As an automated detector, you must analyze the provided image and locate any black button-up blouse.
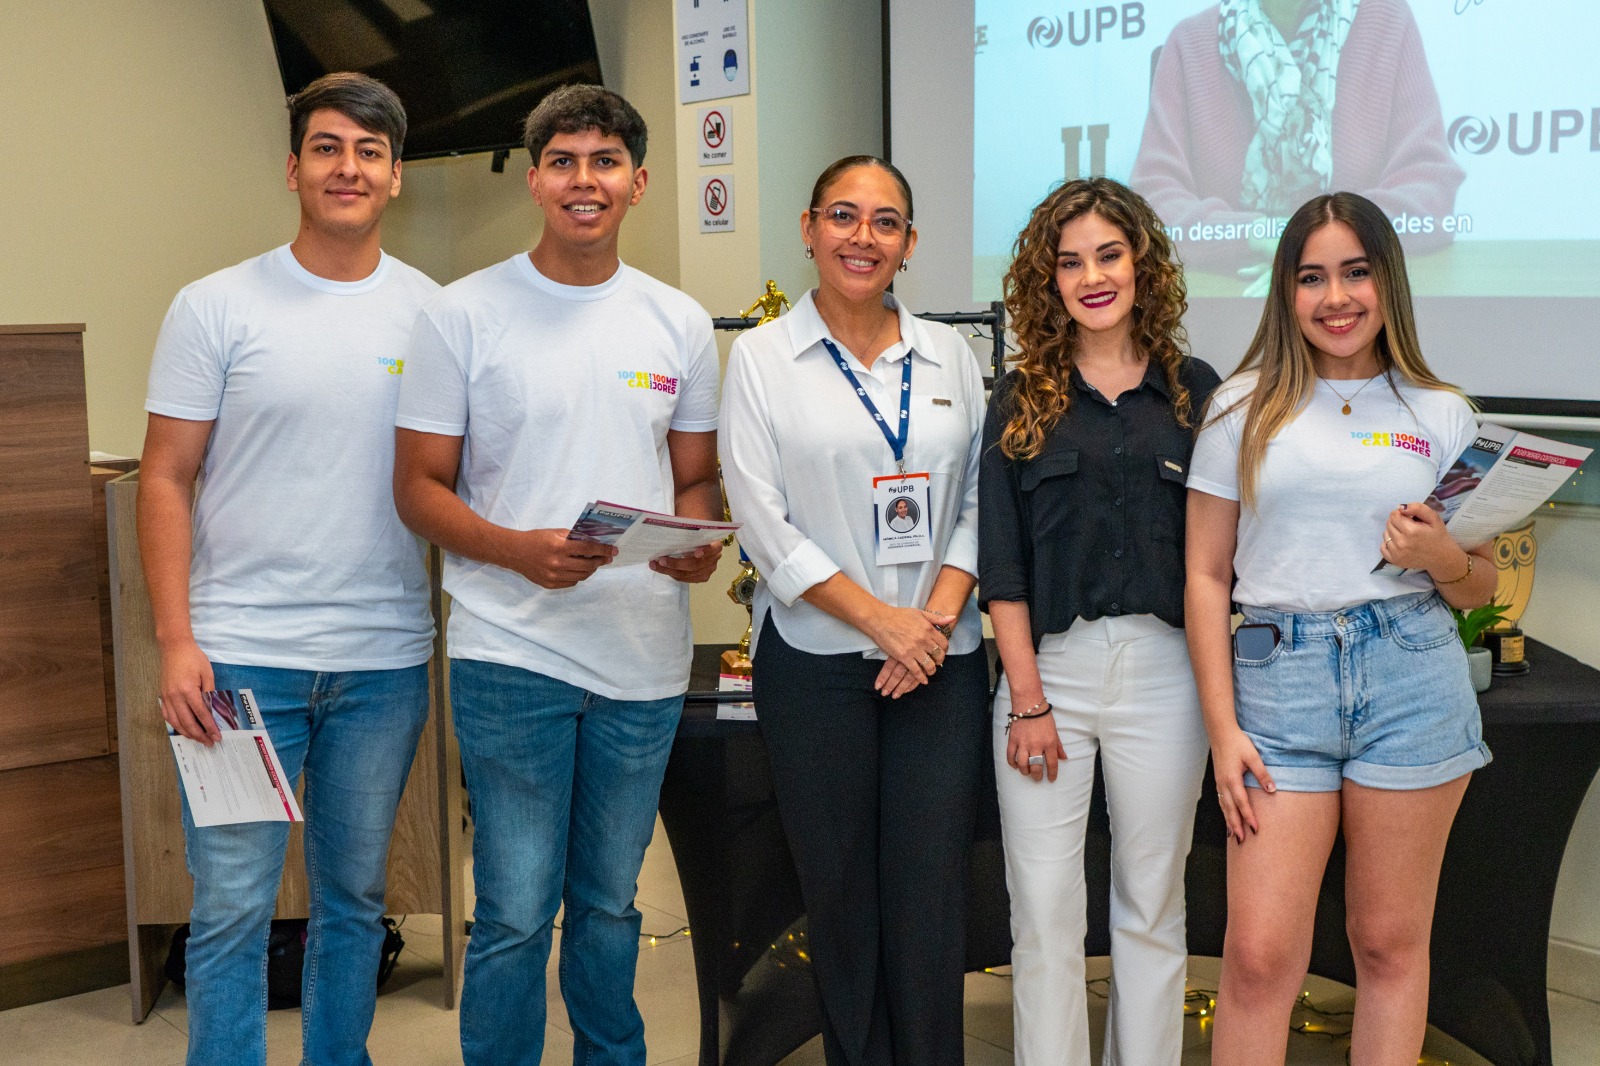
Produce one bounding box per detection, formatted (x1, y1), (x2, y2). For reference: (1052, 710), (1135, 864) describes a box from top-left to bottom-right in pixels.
(978, 356), (1222, 646)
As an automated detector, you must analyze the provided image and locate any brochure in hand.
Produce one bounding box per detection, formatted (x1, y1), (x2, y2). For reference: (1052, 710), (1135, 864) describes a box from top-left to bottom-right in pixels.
(168, 689), (303, 827)
(567, 500), (740, 567)
(1374, 423), (1591, 573)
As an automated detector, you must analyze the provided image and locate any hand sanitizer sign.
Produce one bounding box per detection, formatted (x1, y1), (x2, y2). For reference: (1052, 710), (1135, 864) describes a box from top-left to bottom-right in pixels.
(678, 0), (750, 103)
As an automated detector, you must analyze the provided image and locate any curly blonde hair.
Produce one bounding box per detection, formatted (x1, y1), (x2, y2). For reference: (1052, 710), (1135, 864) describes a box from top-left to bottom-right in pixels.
(998, 178), (1192, 460)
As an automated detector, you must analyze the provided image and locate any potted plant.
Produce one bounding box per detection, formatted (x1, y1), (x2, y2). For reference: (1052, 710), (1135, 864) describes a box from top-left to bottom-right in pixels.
(1452, 601), (1511, 693)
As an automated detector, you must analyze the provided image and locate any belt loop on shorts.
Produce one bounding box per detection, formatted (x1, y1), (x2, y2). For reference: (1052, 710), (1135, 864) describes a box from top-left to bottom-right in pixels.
(1279, 611), (1295, 649)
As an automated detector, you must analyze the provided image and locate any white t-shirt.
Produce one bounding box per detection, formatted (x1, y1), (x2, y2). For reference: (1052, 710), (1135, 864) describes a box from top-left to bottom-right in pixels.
(720, 289), (985, 659)
(145, 245), (438, 670)
(395, 254), (719, 701)
(1188, 370), (1478, 613)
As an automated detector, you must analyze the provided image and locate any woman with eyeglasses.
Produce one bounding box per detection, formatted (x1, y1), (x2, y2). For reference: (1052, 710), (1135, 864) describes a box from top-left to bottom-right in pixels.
(721, 155), (989, 1066)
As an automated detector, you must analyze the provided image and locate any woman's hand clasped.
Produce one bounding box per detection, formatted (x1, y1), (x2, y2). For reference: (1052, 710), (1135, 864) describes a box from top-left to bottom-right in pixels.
(1212, 727), (1276, 843)
(869, 606), (955, 697)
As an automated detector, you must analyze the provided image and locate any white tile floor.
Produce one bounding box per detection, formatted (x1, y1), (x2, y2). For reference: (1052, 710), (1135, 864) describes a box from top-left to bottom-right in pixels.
(4, 819), (1597, 1065)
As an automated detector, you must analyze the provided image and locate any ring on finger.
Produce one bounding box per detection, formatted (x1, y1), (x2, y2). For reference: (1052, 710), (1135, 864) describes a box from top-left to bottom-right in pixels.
(1027, 754), (1045, 768)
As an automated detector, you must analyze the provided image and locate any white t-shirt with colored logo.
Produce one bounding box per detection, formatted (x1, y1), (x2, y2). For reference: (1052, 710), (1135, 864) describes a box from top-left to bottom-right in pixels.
(145, 245), (439, 670)
(395, 254), (719, 700)
(1187, 370), (1478, 613)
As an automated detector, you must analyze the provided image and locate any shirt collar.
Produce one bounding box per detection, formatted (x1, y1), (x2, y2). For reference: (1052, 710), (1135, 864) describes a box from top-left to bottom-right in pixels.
(784, 288), (944, 368)
(1067, 358), (1172, 402)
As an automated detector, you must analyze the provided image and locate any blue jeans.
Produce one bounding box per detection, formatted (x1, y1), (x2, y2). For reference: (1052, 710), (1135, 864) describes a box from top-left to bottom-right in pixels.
(450, 658), (684, 1066)
(179, 662), (429, 1066)
(1235, 591), (1490, 792)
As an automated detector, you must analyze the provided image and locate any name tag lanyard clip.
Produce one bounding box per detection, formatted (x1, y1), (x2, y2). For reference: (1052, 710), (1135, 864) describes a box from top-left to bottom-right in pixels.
(822, 338), (912, 474)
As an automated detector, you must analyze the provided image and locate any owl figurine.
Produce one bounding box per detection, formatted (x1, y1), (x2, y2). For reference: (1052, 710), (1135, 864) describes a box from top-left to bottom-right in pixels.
(1490, 520), (1538, 628)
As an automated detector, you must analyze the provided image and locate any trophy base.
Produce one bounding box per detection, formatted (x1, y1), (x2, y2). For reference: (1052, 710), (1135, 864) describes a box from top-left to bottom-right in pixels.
(1484, 628), (1530, 675)
(720, 649), (753, 678)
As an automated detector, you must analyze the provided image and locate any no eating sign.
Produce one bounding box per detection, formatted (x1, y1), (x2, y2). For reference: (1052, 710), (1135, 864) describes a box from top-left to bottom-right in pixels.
(697, 107), (732, 166)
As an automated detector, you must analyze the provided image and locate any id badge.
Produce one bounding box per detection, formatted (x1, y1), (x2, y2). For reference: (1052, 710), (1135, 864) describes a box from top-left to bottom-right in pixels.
(873, 473), (934, 565)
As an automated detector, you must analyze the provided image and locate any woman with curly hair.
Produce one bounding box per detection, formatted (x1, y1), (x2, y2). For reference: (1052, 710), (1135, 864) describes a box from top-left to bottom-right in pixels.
(978, 177), (1220, 1065)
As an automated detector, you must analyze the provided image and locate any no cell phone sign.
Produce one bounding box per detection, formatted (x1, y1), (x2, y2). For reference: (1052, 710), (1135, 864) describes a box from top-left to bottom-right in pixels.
(704, 179), (727, 215)
(699, 175), (735, 232)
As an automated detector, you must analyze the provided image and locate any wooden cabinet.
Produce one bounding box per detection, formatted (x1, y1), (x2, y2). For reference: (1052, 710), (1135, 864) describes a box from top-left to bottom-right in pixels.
(0, 325), (126, 971)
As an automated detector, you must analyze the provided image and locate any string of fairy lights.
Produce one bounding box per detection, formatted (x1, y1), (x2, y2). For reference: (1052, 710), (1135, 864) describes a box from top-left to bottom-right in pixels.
(616, 922), (1472, 1065)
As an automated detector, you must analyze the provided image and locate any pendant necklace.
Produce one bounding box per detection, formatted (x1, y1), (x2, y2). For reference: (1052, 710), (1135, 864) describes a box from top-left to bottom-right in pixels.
(1323, 373), (1381, 416)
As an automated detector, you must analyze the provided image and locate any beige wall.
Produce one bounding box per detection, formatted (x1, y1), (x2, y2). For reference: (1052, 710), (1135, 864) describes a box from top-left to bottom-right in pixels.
(0, 0), (676, 457)
(0, 0), (291, 457)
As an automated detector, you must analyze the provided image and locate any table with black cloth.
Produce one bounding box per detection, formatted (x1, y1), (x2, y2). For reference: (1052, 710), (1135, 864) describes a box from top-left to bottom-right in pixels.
(657, 639), (1600, 1066)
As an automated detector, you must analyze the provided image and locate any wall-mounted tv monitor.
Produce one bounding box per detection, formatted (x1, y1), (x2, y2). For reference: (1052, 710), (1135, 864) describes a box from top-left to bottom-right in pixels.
(264, 0), (603, 160)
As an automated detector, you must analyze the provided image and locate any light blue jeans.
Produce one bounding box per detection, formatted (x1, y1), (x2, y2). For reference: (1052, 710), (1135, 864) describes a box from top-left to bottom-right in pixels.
(179, 662), (429, 1066)
(450, 658), (684, 1066)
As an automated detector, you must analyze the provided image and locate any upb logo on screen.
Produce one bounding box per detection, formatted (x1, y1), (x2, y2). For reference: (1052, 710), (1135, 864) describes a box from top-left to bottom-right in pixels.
(1027, 4), (1146, 47)
(1447, 110), (1600, 156)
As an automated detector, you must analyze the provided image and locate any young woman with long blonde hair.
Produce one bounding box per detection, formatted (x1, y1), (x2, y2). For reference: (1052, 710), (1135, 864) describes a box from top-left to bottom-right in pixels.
(1186, 191), (1495, 1064)
(979, 177), (1220, 1065)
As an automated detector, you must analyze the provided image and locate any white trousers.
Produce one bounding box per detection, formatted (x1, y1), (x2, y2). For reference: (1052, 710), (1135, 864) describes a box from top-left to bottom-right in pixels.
(994, 615), (1209, 1066)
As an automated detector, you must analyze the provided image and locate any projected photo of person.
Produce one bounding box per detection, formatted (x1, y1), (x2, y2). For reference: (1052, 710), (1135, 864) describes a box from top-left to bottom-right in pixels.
(1130, 0), (1463, 291)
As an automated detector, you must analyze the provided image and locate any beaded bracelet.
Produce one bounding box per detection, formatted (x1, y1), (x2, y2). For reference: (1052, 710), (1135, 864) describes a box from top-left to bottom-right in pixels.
(1004, 700), (1052, 735)
(1436, 553), (1474, 585)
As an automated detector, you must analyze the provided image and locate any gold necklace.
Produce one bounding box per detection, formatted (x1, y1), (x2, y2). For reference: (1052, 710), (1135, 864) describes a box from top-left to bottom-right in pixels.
(1322, 374), (1381, 416)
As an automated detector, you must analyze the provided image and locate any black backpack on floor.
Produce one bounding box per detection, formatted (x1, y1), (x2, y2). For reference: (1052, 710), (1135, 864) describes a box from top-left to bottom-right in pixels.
(165, 917), (404, 1009)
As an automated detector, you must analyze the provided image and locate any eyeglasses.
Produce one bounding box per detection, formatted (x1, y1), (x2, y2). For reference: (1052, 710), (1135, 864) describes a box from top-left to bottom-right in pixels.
(810, 206), (913, 239)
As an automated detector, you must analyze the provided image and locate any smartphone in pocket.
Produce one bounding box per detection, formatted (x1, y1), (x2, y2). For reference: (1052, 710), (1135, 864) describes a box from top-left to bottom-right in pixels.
(1233, 622), (1282, 662)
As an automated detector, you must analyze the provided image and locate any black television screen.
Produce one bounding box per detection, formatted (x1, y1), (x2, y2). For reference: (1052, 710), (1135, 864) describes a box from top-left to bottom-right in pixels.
(264, 0), (603, 160)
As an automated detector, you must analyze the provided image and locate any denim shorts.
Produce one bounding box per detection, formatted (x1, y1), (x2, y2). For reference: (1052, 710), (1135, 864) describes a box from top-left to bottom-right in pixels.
(1234, 590), (1491, 792)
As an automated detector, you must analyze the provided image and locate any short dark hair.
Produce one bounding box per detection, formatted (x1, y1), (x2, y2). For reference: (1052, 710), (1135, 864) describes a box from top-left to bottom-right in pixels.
(808, 155), (914, 221)
(522, 84), (648, 166)
(287, 72), (407, 160)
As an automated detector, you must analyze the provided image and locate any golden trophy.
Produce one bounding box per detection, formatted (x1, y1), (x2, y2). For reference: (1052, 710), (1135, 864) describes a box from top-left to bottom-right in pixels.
(719, 281), (789, 677)
(1484, 520), (1538, 675)
(722, 558), (759, 678)
(741, 280), (791, 325)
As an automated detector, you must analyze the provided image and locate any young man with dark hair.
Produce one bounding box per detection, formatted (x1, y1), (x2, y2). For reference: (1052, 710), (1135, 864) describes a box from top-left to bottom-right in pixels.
(393, 83), (721, 1065)
(139, 72), (436, 1066)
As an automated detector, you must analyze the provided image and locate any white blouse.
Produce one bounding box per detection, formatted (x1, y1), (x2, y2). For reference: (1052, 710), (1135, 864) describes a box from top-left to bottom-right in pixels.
(720, 290), (985, 658)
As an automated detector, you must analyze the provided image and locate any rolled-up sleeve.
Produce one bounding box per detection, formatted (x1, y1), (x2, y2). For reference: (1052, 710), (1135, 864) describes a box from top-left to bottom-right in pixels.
(978, 374), (1029, 608)
(941, 345), (985, 578)
(719, 341), (841, 607)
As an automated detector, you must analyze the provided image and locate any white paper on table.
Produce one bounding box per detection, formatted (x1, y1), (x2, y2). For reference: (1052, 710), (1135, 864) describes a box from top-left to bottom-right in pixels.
(168, 688), (303, 827)
(716, 672), (756, 721)
(568, 500), (740, 567)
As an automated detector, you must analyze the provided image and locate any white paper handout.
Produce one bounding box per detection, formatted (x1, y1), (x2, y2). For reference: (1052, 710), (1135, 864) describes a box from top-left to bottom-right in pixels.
(567, 500), (740, 567)
(169, 689), (303, 827)
(1374, 423), (1591, 572)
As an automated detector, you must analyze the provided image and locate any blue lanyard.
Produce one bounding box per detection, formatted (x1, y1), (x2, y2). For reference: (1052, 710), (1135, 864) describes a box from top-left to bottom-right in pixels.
(822, 338), (913, 474)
